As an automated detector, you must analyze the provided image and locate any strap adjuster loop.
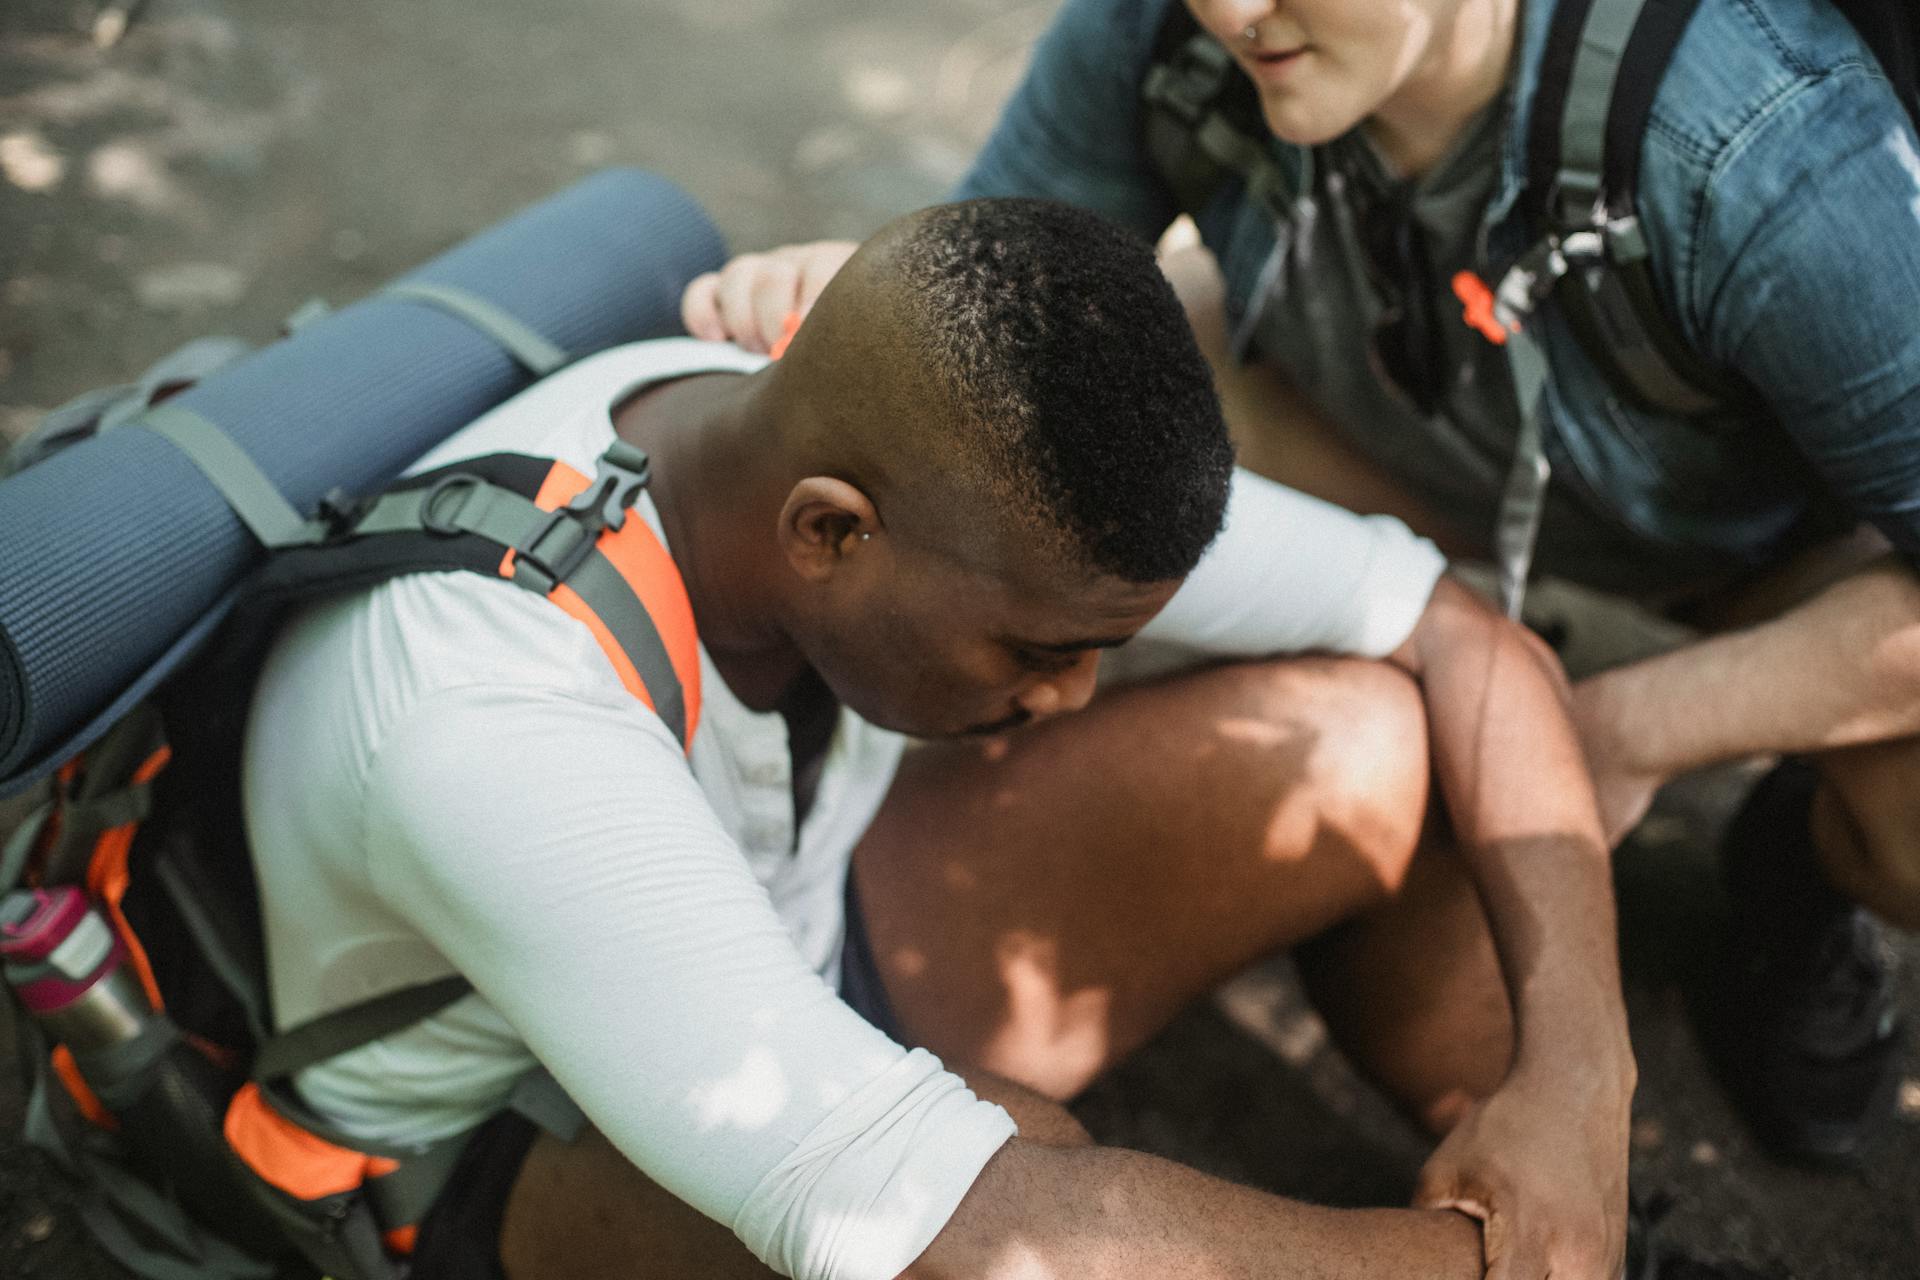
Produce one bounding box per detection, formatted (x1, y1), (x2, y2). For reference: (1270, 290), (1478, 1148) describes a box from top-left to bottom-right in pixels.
(418, 473), (488, 538)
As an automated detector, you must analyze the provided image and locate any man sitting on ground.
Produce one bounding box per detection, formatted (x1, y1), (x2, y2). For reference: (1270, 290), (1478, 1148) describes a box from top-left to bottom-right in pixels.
(244, 198), (1632, 1280)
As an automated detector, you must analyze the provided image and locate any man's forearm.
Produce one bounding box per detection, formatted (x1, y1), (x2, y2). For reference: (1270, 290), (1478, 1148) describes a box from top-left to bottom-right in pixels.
(1576, 556), (1920, 782)
(1398, 579), (1629, 1066)
(907, 1139), (1483, 1280)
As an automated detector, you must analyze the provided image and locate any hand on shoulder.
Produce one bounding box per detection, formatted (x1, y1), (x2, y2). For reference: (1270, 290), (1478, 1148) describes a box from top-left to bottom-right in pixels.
(681, 240), (859, 353)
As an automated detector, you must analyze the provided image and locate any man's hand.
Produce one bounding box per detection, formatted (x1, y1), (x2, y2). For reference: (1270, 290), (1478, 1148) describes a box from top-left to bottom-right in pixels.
(1414, 1057), (1634, 1280)
(680, 240), (858, 353)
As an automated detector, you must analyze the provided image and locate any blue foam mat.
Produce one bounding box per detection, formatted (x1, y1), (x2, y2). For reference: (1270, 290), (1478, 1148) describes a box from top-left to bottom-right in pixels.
(0, 168), (726, 795)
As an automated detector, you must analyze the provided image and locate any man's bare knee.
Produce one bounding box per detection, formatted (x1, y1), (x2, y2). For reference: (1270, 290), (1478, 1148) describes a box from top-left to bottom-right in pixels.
(1224, 656), (1430, 893)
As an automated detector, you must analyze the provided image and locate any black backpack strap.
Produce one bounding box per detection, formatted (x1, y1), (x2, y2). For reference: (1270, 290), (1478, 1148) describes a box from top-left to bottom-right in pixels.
(249, 445), (693, 747)
(1140, 4), (1303, 221)
(1512, 0), (1746, 419)
(251, 975), (474, 1084)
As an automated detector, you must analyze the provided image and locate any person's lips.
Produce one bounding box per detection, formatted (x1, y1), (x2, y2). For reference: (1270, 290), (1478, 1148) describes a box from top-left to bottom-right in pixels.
(1245, 45), (1310, 81)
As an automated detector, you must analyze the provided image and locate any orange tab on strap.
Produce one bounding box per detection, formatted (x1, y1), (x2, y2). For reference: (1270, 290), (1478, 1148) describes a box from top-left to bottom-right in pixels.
(225, 1083), (399, 1201)
(768, 310), (803, 360)
(1452, 271), (1510, 346)
(52, 1046), (117, 1131)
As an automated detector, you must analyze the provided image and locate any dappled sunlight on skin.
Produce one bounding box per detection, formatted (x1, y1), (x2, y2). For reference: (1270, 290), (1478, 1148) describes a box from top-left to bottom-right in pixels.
(978, 733), (1016, 764)
(943, 861), (980, 891)
(970, 1235), (1053, 1280)
(890, 945), (930, 980)
(855, 657), (1431, 1095)
(1212, 712), (1297, 749)
(984, 930), (1115, 1098)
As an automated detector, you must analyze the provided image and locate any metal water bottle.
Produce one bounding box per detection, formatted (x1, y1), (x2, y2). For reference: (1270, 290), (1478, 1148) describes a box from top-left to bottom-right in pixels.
(1, 884), (290, 1259)
(1, 885), (154, 1052)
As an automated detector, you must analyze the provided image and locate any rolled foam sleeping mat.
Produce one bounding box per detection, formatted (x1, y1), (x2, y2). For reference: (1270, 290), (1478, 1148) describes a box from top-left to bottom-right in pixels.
(0, 168), (726, 796)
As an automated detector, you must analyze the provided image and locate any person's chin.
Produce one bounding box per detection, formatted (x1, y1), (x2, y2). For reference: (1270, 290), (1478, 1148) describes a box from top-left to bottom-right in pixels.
(1257, 97), (1355, 150)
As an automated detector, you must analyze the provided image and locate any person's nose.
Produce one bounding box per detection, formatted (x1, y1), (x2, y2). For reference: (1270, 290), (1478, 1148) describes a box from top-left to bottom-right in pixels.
(1015, 652), (1101, 721)
(1200, 0), (1277, 37)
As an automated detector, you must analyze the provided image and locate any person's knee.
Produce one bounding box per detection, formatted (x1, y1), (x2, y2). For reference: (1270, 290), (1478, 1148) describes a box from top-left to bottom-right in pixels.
(1225, 656), (1430, 889)
(1813, 765), (1920, 929)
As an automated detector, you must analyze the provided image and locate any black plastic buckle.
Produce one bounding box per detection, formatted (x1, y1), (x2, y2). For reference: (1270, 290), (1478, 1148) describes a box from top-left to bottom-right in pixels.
(510, 442), (652, 593)
(566, 440), (652, 533)
(313, 486), (370, 540)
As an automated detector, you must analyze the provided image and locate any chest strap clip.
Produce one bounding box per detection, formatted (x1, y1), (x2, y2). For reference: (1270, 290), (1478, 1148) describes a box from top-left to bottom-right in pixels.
(509, 442), (653, 596)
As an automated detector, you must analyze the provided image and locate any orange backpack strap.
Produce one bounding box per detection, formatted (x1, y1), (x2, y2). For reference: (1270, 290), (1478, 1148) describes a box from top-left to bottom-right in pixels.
(500, 449), (702, 746)
(290, 443), (703, 749)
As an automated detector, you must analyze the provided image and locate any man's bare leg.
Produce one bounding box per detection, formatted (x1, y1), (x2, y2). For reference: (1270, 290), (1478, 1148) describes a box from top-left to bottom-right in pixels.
(497, 657), (1497, 1279)
(852, 656), (1511, 1124)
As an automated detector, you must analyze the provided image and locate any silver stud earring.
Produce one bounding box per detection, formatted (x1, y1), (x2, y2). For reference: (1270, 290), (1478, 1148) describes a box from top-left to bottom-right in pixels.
(1242, 24), (1260, 43)
(858, 532), (872, 542)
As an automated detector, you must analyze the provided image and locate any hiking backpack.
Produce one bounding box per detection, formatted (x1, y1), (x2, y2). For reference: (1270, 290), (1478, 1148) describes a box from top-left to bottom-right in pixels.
(3, 358), (700, 1280)
(0, 170), (718, 1280)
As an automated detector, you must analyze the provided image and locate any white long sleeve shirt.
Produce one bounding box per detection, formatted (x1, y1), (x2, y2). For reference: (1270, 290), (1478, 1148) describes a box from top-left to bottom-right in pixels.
(242, 339), (1444, 1280)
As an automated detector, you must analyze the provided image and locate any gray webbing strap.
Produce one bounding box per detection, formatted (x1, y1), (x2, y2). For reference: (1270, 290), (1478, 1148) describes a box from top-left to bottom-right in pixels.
(349, 479), (541, 545)
(365, 1133), (475, 1229)
(1143, 34), (1301, 221)
(345, 478), (691, 746)
(382, 282), (568, 377)
(0, 797), (51, 892)
(1495, 327), (1554, 620)
(509, 1067), (587, 1143)
(138, 405), (318, 549)
(251, 974), (473, 1084)
(1556, 0), (1653, 218)
(79, 1183), (279, 1280)
(567, 550), (688, 744)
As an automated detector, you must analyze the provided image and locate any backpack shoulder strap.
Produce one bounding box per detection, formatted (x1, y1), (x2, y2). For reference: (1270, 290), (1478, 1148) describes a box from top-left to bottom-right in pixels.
(1140, 4), (1301, 220)
(1508, 0), (1747, 417)
(242, 444), (701, 750)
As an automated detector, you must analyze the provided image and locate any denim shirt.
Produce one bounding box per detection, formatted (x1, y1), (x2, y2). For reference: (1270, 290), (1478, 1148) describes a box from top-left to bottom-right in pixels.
(955, 0), (1920, 596)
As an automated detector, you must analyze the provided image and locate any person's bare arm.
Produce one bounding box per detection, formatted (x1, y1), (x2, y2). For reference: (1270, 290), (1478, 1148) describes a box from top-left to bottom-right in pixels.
(906, 1136), (1483, 1280)
(1387, 576), (1635, 1280)
(1574, 556), (1920, 841)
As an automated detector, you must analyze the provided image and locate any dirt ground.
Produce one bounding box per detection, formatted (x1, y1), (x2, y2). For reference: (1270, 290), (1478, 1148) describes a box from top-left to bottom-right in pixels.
(2, 1), (1918, 1276)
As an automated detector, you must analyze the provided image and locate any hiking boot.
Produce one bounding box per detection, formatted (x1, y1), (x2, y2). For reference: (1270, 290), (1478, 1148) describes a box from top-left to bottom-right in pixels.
(1690, 760), (1902, 1166)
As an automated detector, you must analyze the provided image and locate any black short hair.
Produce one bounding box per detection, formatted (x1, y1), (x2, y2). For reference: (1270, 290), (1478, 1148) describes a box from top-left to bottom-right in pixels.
(892, 199), (1233, 583)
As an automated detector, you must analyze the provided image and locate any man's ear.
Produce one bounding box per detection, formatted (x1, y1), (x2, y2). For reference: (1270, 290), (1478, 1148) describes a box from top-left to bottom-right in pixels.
(777, 476), (880, 582)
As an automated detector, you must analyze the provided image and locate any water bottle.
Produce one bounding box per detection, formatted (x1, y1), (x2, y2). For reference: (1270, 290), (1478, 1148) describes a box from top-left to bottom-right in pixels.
(1, 885), (154, 1052)
(2, 884), (292, 1260)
